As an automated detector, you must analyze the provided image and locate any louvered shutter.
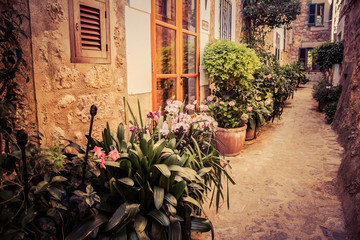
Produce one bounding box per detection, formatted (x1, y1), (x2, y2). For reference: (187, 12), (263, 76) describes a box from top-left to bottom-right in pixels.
(308, 3), (316, 26)
(70, 0), (110, 63)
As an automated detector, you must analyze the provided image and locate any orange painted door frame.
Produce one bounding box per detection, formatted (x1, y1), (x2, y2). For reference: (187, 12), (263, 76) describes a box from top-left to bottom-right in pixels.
(151, 0), (200, 111)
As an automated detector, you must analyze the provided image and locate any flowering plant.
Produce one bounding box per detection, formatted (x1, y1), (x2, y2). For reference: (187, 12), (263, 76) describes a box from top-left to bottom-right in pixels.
(203, 96), (248, 128)
(245, 98), (272, 129)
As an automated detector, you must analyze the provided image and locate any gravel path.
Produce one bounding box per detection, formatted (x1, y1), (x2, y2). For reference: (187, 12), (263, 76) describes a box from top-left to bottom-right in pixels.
(195, 82), (347, 240)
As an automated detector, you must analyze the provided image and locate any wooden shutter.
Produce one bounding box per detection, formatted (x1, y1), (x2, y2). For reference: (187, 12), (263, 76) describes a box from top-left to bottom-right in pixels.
(308, 3), (316, 26)
(69, 0), (110, 63)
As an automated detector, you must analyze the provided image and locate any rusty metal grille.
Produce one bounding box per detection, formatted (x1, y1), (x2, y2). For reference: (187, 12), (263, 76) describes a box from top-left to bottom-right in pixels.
(219, 0), (232, 40)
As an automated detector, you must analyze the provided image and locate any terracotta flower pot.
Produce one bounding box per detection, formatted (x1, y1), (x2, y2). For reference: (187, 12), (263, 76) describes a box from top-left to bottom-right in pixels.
(246, 127), (256, 141)
(216, 124), (247, 156)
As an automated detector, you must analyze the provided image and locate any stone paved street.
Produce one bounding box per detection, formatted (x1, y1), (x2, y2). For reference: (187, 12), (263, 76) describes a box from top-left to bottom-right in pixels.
(195, 82), (347, 240)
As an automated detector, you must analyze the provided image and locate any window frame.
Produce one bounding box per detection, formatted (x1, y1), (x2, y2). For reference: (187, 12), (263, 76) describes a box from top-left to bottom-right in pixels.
(68, 0), (111, 64)
(308, 3), (325, 26)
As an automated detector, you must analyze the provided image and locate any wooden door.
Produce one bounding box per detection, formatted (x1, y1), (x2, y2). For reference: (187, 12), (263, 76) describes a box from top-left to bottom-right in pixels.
(151, 0), (200, 111)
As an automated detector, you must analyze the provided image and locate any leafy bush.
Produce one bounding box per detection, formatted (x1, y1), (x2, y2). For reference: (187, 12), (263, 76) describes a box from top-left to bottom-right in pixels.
(202, 40), (260, 100)
(324, 102), (338, 124)
(312, 41), (344, 71)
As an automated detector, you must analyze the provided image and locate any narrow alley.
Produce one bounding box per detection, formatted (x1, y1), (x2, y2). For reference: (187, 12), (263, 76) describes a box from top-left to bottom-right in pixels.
(198, 82), (347, 240)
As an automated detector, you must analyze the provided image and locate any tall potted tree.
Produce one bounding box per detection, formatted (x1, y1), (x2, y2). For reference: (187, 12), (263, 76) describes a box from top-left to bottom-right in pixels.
(203, 40), (260, 156)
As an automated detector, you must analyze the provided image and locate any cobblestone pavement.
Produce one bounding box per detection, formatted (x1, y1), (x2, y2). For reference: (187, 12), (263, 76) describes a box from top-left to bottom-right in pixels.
(195, 82), (347, 240)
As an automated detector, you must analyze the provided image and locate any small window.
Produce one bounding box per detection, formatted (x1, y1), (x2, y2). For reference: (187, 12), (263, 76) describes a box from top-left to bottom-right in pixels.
(219, 0), (232, 40)
(308, 3), (324, 26)
(69, 0), (110, 63)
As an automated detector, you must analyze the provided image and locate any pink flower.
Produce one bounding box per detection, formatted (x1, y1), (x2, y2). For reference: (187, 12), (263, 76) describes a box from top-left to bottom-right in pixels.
(100, 156), (106, 168)
(199, 104), (208, 111)
(266, 74), (272, 79)
(228, 101), (235, 107)
(206, 96), (214, 101)
(147, 112), (154, 119)
(93, 146), (105, 158)
(129, 125), (137, 132)
(246, 106), (253, 112)
(108, 149), (120, 161)
(185, 104), (195, 110)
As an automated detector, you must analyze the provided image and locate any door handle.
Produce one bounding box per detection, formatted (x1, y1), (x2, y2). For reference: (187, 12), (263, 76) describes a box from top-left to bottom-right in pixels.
(180, 75), (188, 86)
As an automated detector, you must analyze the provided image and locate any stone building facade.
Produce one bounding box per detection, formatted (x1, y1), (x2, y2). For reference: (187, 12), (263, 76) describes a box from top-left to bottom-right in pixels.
(3, 0), (244, 145)
(332, 0), (360, 238)
(287, 0), (332, 71)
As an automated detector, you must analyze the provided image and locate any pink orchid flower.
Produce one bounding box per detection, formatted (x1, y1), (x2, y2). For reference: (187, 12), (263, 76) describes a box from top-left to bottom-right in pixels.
(93, 146), (105, 158)
(129, 125), (137, 132)
(108, 149), (120, 161)
(246, 106), (253, 112)
(100, 156), (106, 168)
(266, 74), (272, 79)
(228, 101), (235, 107)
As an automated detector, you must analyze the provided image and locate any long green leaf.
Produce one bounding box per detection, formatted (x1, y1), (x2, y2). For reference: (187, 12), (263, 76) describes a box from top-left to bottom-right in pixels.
(118, 177), (134, 186)
(137, 99), (144, 128)
(168, 218), (181, 240)
(148, 209), (170, 226)
(134, 214), (148, 233)
(153, 164), (171, 178)
(105, 202), (140, 231)
(171, 181), (186, 199)
(181, 196), (202, 210)
(154, 186), (164, 210)
(65, 214), (109, 240)
(190, 217), (214, 238)
(164, 193), (177, 207)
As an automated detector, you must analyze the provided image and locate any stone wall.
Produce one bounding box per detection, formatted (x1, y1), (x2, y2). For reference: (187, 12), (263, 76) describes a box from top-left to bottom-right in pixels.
(288, 0), (332, 63)
(27, 0), (128, 145)
(332, 0), (360, 238)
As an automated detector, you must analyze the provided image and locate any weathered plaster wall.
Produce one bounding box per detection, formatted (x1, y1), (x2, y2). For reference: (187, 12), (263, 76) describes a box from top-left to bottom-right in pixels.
(288, 0), (332, 63)
(332, 0), (360, 238)
(29, 0), (128, 145)
(0, 1), (38, 137)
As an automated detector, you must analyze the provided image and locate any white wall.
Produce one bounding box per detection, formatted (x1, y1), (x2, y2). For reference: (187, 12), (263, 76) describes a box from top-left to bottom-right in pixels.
(125, 1), (152, 95)
(200, 0), (211, 86)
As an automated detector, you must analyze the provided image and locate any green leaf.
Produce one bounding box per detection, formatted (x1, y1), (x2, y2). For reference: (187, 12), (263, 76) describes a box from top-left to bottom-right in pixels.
(181, 196), (202, 210)
(171, 181), (186, 199)
(148, 209), (170, 227)
(117, 177), (134, 186)
(168, 165), (183, 172)
(105, 160), (120, 168)
(51, 176), (67, 183)
(65, 214), (109, 240)
(21, 207), (36, 228)
(105, 202), (140, 231)
(48, 187), (64, 201)
(154, 186), (164, 210)
(117, 123), (125, 144)
(153, 164), (171, 178)
(197, 167), (212, 177)
(168, 218), (181, 240)
(134, 214), (147, 233)
(34, 181), (49, 193)
(164, 193), (177, 207)
(190, 217), (214, 236)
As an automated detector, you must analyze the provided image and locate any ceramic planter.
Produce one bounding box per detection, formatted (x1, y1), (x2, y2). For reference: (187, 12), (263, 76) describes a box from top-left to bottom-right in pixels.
(245, 123), (261, 141)
(216, 124), (247, 156)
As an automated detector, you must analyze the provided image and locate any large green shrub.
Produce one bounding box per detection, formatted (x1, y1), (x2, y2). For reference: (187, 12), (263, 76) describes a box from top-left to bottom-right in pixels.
(312, 41), (344, 71)
(202, 40), (260, 100)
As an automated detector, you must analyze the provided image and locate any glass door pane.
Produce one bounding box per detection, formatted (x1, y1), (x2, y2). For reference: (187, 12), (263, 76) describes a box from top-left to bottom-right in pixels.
(182, 33), (196, 74)
(155, 0), (176, 25)
(156, 25), (176, 74)
(156, 78), (176, 110)
(182, 0), (196, 32)
(183, 77), (196, 104)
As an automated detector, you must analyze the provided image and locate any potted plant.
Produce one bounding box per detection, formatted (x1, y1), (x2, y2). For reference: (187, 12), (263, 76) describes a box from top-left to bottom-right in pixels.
(245, 98), (272, 140)
(202, 40), (260, 156)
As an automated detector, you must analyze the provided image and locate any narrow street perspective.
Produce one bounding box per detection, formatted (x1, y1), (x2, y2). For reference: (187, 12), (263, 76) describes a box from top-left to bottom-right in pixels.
(198, 82), (346, 240)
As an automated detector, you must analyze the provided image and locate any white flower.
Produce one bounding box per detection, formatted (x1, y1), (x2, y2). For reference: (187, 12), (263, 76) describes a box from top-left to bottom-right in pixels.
(241, 113), (249, 122)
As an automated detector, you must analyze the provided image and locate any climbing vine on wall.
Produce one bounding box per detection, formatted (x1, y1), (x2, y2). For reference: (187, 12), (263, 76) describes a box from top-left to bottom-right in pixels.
(242, 0), (301, 51)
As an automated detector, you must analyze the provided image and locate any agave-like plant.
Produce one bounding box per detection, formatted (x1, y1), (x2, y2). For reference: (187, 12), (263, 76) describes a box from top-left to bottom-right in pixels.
(67, 122), (214, 239)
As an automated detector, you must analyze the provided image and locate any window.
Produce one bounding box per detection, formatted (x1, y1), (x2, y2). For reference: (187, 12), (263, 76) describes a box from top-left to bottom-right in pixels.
(219, 0), (232, 40)
(308, 3), (324, 26)
(298, 48), (320, 71)
(69, 0), (110, 63)
(275, 33), (281, 60)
